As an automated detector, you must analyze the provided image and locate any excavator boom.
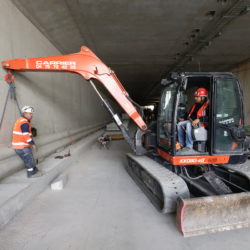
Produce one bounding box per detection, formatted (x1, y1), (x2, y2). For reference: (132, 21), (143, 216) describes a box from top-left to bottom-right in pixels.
(2, 46), (147, 132)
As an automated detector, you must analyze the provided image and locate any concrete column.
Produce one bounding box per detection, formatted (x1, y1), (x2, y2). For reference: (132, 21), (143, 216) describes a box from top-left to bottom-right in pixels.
(232, 59), (250, 125)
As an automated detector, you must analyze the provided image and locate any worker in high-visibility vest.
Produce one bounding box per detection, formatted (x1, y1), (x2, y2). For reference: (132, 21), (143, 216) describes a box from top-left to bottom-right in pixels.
(12, 106), (42, 178)
(177, 88), (209, 152)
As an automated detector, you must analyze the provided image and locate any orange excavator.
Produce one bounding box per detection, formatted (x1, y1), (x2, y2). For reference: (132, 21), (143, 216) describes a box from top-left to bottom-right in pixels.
(2, 46), (250, 237)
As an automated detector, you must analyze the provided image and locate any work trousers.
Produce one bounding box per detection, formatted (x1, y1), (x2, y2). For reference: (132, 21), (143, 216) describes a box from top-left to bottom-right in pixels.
(177, 120), (194, 148)
(15, 147), (37, 175)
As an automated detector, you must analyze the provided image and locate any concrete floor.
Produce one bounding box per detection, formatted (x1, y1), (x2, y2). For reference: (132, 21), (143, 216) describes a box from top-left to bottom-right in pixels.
(1, 140), (250, 250)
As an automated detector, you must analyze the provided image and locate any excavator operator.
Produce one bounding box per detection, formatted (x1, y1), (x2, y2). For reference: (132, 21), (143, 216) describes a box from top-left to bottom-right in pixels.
(177, 88), (209, 152)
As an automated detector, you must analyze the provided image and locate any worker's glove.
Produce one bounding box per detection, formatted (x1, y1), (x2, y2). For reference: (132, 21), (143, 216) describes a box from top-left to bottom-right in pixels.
(192, 119), (200, 127)
(31, 127), (37, 137)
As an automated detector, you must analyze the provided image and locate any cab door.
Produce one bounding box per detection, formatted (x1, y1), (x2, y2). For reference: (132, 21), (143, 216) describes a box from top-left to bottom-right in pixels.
(212, 76), (245, 154)
(157, 83), (179, 153)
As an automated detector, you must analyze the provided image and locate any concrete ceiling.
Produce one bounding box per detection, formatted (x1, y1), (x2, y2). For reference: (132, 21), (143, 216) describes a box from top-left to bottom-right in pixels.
(11, 0), (250, 104)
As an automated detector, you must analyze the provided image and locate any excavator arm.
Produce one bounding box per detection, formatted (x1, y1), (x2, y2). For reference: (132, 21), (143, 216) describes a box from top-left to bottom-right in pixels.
(2, 46), (147, 153)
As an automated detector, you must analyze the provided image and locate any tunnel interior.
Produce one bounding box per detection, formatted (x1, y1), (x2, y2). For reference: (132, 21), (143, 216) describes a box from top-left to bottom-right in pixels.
(9, 0), (250, 106)
(1, 1), (250, 246)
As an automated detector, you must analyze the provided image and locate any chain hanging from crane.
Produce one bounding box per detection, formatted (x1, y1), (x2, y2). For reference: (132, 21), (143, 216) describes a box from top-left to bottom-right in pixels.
(0, 70), (21, 129)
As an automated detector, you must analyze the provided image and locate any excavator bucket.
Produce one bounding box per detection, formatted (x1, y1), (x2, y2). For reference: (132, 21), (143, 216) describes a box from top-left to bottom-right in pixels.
(176, 192), (250, 237)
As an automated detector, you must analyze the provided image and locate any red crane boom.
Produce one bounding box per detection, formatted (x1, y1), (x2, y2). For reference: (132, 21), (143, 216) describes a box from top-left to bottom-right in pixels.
(2, 46), (147, 132)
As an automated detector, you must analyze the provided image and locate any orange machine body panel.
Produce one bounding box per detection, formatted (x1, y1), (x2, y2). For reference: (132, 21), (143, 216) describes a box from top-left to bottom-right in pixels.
(157, 148), (230, 165)
(2, 46), (147, 131)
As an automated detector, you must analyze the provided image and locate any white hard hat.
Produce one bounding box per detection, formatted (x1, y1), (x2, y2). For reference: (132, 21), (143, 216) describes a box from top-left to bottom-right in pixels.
(21, 106), (34, 113)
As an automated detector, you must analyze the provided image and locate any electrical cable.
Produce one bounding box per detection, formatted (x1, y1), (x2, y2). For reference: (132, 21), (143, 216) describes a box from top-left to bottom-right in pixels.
(183, 166), (204, 180)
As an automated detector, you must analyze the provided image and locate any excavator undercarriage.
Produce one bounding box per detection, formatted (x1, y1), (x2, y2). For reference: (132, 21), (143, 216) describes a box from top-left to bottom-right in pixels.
(127, 152), (250, 236)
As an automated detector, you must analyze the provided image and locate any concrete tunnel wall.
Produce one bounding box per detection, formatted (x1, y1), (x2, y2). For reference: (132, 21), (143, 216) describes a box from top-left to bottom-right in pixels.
(0, 1), (110, 179)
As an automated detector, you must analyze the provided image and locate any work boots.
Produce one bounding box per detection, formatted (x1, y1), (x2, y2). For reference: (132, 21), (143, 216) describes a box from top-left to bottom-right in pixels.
(27, 167), (43, 178)
(176, 147), (198, 155)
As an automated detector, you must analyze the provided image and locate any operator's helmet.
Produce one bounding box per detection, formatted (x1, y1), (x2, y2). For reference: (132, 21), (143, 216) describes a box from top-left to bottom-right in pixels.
(21, 106), (34, 113)
(194, 88), (208, 97)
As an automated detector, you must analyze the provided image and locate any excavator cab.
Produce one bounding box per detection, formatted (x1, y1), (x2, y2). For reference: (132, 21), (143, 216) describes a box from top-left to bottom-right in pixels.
(157, 72), (248, 165)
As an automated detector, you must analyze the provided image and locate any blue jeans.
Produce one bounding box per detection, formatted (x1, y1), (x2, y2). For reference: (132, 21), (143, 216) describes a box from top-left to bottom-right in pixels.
(15, 147), (37, 175)
(177, 120), (193, 148)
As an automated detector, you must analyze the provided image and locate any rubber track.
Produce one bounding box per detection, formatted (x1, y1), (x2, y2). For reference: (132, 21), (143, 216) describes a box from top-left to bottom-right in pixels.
(126, 153), (190, 213)
(221, 163), (250, 181)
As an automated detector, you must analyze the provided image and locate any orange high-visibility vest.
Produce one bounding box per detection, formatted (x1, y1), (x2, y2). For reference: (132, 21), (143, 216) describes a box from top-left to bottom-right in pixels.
(12, 117), (33, 149)
(187, 101), (209, 127)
